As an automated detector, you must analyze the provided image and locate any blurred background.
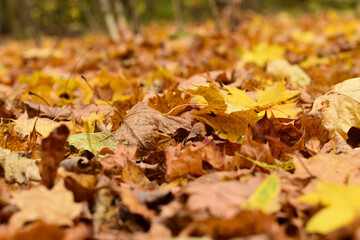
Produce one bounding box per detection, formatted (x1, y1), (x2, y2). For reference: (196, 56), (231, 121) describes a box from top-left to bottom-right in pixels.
(1, 0), (359, 42)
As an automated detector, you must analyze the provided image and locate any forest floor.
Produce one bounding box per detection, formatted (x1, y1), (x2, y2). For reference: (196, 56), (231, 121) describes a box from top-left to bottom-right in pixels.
(1, 10), (360, 240)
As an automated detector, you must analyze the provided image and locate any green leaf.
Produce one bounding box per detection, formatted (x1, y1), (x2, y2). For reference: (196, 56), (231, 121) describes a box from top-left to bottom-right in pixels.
(67, 131), (118, 155)
(243, 174), (280, 213)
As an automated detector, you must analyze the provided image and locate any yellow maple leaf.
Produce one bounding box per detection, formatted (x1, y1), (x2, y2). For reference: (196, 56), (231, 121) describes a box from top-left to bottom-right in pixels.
(9, 180), (82, 228)
(225, 80), (300, 118)
(14, 118), (73, 138)
(241, 42), (285, 66)
(298, 181), (360, 234)
(81, 111), (105, 133)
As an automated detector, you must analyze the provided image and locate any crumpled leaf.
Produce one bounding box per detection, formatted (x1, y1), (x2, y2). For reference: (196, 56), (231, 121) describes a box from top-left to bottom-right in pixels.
(9, 180), (82, 228)
(165, 139), (225, 179)
(267, 59), (311, 86)
(308, 77), (360, 140)
(67, 131), (118, 155)
(0, 147), (41, 184)
(298, 181), (360, 234)
(243, 174), (281, 213)
(114, 103), (191, 158)
(99, 143), (137, 172)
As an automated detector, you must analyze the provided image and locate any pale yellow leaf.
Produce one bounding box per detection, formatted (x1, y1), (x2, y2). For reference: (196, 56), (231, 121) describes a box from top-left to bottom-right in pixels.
(10, 180), (82, 227)
(308, 77), (360, 139)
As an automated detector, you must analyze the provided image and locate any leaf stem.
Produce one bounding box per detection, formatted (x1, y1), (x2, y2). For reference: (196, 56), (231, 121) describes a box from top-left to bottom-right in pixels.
(165, 103), (208, 115)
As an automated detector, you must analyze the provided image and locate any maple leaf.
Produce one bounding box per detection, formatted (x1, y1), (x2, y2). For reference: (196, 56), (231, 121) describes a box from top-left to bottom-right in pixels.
(298, 181), (360, 234)
(9, 180), (82, 228)
(224, 80), (301, 118)
(240, 42), (285, 66)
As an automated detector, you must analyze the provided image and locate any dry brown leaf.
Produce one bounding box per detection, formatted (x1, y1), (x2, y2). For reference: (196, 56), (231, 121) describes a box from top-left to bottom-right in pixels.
(39, 125), (69, 188)
(0, 147), (41, 184)
(292, 152), (360, 183)
(114, 103), (191, 157)
(165, 139), (224, 179)
(308, 77), (360, 140)
(181, 176), (263, 220)
(100, 143), (137, 172)
(0, 221), (65, 240)
(9, 180), (82, 228)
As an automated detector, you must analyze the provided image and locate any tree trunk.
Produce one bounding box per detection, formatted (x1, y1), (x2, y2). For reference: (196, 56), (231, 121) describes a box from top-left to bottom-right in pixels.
(99, 0), (120, 41)
(171, 0), (184, 31)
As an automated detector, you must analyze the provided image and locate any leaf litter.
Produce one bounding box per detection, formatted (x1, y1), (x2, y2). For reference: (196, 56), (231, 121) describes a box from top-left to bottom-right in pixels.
(2, 10), (360, 240)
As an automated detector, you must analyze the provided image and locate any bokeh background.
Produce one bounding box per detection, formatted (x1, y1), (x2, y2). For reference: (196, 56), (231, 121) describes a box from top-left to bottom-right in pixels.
(1, 0), (359, 42)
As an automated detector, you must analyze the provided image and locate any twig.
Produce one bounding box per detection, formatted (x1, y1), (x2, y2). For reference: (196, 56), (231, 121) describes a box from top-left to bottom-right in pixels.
(29, 91), (50, 106)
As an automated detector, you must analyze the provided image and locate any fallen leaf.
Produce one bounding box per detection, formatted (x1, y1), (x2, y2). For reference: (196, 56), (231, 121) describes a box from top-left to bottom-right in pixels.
(0, 147), (41, 184)
(23, 101), (73, 121)
(243, 174), (281, 213)
(100, 143), (137, 173)
(308, 77), (360, 140)
(194, 106), (259, 142)
(9, 180), (82, 228)
(292, 152), (360, 183)
(241, 42), (285, 66)
(67, 131), (118, 155)
(267, 59), (311, 86)
(39, 125), (69, 188)
(114, 103), (191, 157)
(165, 140), (224, 179)
(182, 176), (263, 220)
(298, 181), (360, 234)
(0, 221), (65, 240)
(14, 118), (73, 138)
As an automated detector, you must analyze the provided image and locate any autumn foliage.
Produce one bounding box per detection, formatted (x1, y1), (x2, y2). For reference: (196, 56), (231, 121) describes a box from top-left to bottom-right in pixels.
(1, 10), (360, 239)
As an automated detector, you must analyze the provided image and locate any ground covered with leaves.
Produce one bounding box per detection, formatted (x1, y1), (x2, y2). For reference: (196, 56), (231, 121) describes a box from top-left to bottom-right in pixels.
(1, 10), (360, 240)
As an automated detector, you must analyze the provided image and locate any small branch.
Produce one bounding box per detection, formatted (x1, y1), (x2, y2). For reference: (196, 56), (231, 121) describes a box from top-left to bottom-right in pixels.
(81, 75), (113, 107)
